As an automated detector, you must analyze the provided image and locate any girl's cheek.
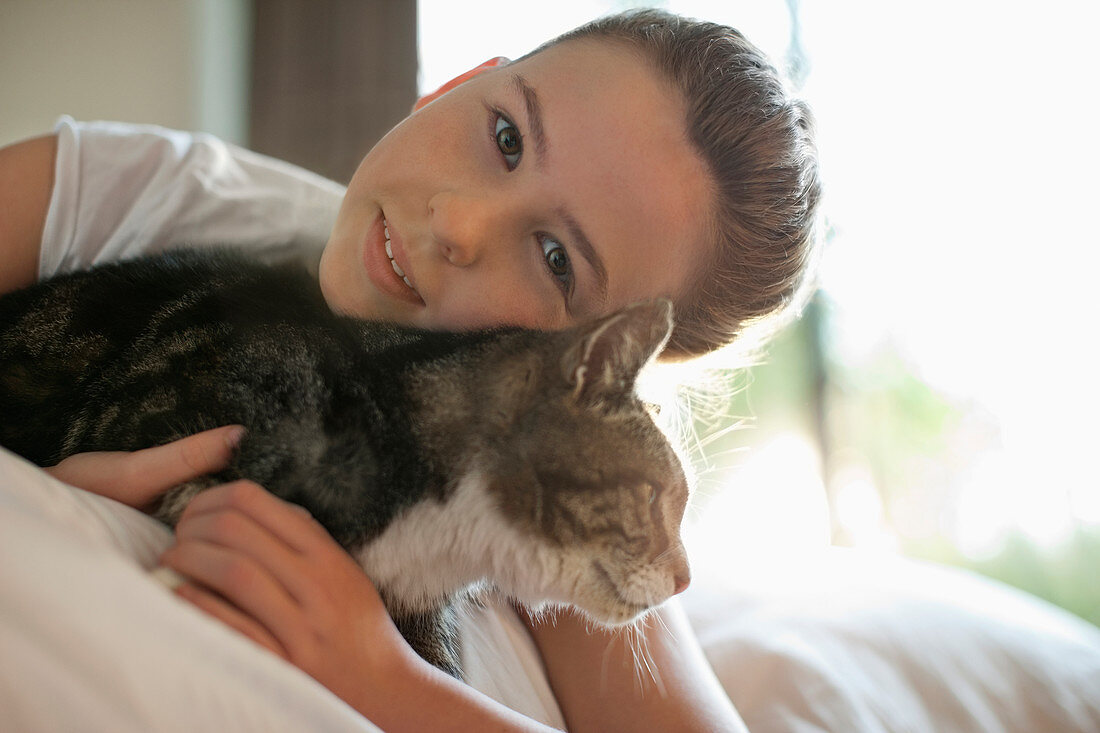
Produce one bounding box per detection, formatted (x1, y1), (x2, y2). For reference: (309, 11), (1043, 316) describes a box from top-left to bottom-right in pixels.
(430, 287), (517, 331)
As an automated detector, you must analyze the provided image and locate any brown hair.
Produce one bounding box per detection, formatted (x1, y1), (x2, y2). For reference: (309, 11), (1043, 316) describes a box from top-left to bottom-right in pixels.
(535, 9), (822, 360)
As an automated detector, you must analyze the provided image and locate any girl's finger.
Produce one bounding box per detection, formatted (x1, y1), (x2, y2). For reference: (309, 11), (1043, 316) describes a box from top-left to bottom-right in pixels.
(122, 425), (245, 494)
(44, 424), (245, 508)
(161, 540), (304, 653)
(174, 505), (317, 603)
(180, 480), (333, 555)
(173, 581), (288, 660)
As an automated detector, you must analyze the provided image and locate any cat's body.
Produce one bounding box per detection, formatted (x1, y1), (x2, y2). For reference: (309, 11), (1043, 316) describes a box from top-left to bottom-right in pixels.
(0, 249), (691, 678)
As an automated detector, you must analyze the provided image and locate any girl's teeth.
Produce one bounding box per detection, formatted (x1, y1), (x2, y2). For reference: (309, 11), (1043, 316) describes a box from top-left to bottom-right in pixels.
(382, 217), (414, 292)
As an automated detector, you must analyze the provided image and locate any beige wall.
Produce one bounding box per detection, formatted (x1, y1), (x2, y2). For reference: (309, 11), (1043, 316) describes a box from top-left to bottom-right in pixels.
(0, 0), (250, 147)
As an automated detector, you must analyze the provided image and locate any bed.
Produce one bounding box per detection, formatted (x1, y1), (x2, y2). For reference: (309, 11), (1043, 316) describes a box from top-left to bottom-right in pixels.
(2, 444), (1098, 732)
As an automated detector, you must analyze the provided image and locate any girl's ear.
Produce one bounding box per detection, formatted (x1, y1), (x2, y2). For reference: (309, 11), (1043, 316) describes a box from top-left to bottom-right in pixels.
(413, 57), (510, 112)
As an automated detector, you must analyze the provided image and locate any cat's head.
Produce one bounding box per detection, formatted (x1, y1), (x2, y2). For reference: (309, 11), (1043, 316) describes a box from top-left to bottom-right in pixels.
(479, 299), (692, 625)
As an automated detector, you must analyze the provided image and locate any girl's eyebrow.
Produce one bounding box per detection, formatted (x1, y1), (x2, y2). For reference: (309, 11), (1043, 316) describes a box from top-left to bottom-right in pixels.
(510, 74), (548, 166)
(510, 73), (610, 306)
(558, 207), (609, 306)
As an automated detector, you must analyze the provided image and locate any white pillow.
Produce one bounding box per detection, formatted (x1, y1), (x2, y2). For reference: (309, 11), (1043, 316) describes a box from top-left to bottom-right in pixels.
(684, 548), (1100, 732)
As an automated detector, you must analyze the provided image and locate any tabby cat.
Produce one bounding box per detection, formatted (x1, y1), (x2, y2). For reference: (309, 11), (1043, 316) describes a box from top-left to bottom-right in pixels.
(0, 249), (691, 678)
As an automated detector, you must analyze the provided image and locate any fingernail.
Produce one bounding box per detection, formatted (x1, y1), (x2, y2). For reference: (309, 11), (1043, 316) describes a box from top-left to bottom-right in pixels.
(224, 425), (246, 449)
(291, 503), (311, 518)
(150, 565), (186, 590)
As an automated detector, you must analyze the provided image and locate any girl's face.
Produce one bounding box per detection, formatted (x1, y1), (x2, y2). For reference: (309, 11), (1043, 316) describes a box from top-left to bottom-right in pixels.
(319, 39), (713, 331)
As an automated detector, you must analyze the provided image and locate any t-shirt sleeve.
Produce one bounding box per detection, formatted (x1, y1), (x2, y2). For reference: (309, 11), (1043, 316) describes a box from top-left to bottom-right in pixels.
(39, 116), (347, 280)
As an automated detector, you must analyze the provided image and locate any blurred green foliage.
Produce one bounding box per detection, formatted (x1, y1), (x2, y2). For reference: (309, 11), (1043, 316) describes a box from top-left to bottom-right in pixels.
(912, 530), (1100, 628)
(691, 293), (1099, 628)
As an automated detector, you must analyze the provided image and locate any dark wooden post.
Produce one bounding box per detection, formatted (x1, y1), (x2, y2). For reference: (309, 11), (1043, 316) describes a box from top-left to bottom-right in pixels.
(249, 0), (417, 183)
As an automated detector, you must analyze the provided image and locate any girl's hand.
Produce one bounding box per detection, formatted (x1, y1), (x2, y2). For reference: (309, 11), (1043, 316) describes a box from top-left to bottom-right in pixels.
(44, 425), (246, 510)
(158, 480), (416, 714)
(49, 430), (556, 729)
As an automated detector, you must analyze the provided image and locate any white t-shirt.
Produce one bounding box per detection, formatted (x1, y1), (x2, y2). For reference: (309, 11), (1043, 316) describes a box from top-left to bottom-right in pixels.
(40, 116), (346, 281)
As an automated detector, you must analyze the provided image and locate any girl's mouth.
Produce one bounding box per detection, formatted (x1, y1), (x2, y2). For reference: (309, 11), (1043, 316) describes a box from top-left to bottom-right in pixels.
(363, 213), (423, 306)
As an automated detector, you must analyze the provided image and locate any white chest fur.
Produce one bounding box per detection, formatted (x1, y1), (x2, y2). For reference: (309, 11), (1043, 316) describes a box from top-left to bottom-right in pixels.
(354, 472), (577, 615)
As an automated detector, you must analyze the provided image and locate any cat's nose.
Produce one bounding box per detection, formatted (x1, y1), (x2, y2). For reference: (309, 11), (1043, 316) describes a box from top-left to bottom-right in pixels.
(672, 554), (691, 595)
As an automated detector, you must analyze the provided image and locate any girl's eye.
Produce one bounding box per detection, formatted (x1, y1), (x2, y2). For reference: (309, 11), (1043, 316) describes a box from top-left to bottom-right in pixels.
(494, 114), (522, 170)
(540, 236), (573, 295)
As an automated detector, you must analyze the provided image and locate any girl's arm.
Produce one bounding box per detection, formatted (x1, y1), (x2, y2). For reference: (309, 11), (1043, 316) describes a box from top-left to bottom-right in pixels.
(0, 134), (56, 294)
(521, 603), (748, 732)
(159, 480), (559, 732)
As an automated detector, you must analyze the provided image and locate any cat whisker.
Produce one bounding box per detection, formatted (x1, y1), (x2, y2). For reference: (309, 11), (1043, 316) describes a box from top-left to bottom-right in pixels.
(651, 605), (674, 642)
(651, 546), (678, 566)
(625, 616), (667, 698)
(694, 417), (752, 450)
(599, 630), (614, 695)
(632, 626), (655, 694)
(692, 446), (753, 478)
(602, 623), (639, 695)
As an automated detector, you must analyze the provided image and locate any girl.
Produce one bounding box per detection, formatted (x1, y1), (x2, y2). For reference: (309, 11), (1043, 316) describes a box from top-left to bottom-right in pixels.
(0, 9), (820, 731)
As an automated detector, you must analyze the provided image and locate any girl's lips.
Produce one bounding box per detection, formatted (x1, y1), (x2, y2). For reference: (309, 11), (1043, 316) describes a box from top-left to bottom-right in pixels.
(362, 213), (424, 306)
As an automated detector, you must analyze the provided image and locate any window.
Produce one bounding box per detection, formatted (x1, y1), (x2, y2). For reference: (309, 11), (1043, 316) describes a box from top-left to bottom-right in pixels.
(418, 0), (1100, 624)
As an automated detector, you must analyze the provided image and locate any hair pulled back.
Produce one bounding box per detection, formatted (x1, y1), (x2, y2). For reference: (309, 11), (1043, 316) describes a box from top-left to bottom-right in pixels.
(538, 9), (822, 359)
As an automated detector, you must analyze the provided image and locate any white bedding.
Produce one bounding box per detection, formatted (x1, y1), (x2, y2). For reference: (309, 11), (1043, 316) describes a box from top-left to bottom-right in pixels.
(2, 444), (1099, 732)
(690, 552), (1100, 731)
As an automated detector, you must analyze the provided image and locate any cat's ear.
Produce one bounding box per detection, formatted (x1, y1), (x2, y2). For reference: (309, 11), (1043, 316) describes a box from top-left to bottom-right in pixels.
(561, 299), (673, 404)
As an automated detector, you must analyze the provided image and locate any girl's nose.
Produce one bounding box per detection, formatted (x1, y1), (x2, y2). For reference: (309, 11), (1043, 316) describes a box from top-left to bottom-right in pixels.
(428, 190), (500, 267)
